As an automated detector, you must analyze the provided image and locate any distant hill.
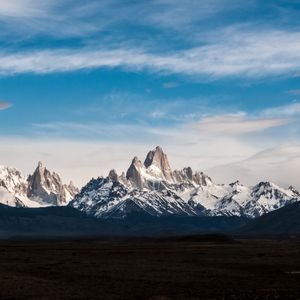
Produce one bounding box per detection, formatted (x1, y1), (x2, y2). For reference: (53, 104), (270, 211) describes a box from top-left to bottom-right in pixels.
(0, 204), (121, 238)
(0, 204), (247, 238)
(1, 200), (299, 237)
(111, 213), (248, 236)
(240, 202), (300, 235)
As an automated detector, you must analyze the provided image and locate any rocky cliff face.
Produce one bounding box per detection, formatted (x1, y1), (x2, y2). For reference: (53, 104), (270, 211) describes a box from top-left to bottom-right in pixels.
(173, 167), (212, 186)
(125, 146), (210, 190)
(0, 162), (78, 207)
(71, 146), (300, 219)
(126, 157), (145, 189)
(144, 146), (174, 182)
(27, 161), (77, 206)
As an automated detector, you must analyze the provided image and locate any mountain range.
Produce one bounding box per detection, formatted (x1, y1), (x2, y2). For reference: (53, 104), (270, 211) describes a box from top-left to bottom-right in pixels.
(70, 146), (300, 219)
(0, 146), (299, 237)
(1, 146), (299, 222)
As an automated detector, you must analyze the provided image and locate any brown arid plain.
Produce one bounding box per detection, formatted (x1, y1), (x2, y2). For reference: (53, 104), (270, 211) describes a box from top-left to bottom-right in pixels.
(0, 236), (299, 300)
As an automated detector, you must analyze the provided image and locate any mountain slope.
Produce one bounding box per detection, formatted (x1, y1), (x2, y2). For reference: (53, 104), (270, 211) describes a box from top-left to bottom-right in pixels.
(0, 204), (123, 238)
(0, 203), (248, 237)
(241, 201), (300, 234)
(71, 177), (199, 218)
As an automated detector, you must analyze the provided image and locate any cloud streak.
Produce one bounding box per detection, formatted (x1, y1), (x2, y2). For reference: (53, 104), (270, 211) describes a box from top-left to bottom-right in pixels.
(1, 29), (300, 79)
(0, 0), (246, 39)
(263, 102), (300, 117)
(207, 144), (300, 189)
(193, 113), (292, 135)
(0, 102), (11, 110)
(31, 107), (294, 142)
(287, 89), (300, 95)
(0, 0), (52, 18)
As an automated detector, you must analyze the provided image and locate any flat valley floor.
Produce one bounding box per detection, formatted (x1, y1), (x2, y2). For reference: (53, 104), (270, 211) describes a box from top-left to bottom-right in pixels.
(0, 236), (299, 299)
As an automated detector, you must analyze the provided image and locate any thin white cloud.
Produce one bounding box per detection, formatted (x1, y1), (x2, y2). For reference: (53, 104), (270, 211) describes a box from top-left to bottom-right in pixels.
(287, 89), (300, 95)
(32, 110), (292, 141)
(145, 0), (243, 29)
(0, 0), (51, 18)
(162, 82), (178, 89)
(31, 99), (296, 144)
(263, 102), (300, 117)
(0, 0), (120, 38)
(207, 144), (300, 189)
(0, 0), (246, 39)
(33, 121), (160, 140)
(0, 101), (11, 110)
(192, 113), (291, 135)
(149, 111), (166, 119)
(1, 29), (300, 78)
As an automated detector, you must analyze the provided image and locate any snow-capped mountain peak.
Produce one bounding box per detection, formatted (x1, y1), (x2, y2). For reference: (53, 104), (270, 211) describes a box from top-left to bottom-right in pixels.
(126, 147), (175, 189)
(0, 162), (78, 207)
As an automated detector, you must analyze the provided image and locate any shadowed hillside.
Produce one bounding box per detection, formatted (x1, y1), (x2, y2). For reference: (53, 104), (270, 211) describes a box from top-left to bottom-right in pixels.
(241, 202), (300, 235)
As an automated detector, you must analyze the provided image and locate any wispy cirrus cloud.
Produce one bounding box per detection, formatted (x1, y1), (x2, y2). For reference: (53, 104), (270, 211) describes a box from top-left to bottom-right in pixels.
(144, 0), (249, 31)
(287, 89), (300, 95)
(263, 102), (300, 117)
(0, 0), (52, 18)
(32, 108), (294, 141)
(207, 143), (300, 189)
(0, 0), (299, 80)
(0, 102), (11, 110)
(32, 121), (163, 141)
(162, 82), (178, 89)
(1, 29), (300, 79)
(0, 0), (247, 39)
(192, 113), (292, 135)
(0, 0), (123, 39)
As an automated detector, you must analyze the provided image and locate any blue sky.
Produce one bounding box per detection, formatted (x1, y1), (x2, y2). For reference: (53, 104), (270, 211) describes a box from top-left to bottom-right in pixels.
(0, 0), (300, 188)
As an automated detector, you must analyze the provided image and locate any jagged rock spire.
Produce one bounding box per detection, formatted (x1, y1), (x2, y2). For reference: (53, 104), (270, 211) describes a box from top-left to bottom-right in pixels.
(27, 161), (78, 206)
(126, 157), (144, 189)
(108, 169), (118, 182)
(144, 146), (174, 181)
(124, 146), (215, 189)
(125, 147), (174, 189)
(288, 186), (300, 196)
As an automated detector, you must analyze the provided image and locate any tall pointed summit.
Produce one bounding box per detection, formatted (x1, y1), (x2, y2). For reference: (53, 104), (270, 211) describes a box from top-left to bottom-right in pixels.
(144, 146), (174, 182)
(27, 161), (78, 206)
(125, 147), (174, 189)
(126, 157), (145, 189)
